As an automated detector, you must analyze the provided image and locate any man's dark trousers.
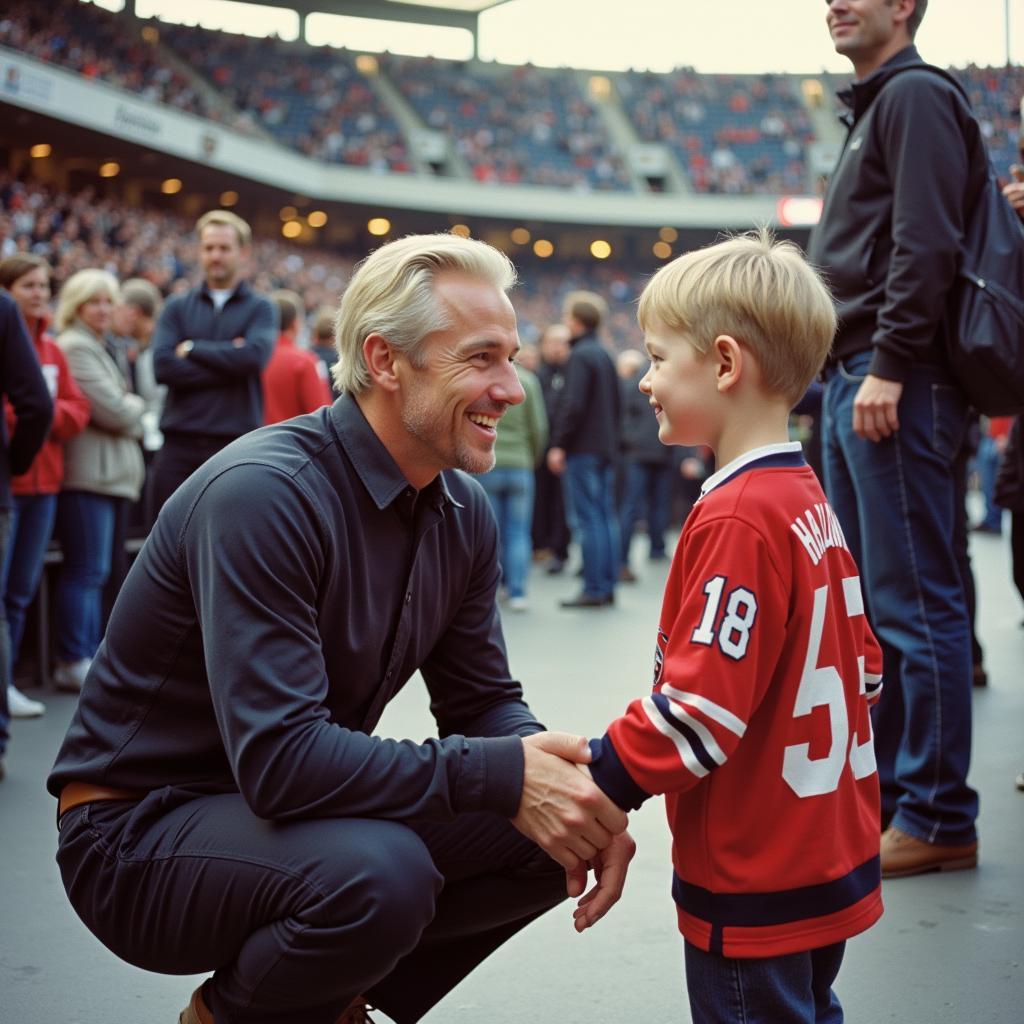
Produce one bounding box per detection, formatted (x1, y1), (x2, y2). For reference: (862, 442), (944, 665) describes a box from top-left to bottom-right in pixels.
(57, 792), (565, 1023)
(147, 431), (235, 519)
(822, 351), (978, 846)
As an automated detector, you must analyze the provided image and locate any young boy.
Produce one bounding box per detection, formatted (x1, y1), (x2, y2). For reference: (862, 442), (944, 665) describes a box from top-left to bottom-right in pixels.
(578, 230), (883, 1023)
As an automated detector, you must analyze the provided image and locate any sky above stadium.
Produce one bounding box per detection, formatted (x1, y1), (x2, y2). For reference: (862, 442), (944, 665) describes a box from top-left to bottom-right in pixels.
(92, 0), (1024, 72)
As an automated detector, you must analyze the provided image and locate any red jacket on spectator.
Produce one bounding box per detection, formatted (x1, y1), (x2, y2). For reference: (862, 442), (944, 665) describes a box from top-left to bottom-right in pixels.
(262, 333), (332, 425)
(6, 315), (91, 495)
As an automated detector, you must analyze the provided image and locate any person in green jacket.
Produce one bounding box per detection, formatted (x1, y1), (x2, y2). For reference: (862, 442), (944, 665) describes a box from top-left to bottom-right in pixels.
(479, 362), (548, 611)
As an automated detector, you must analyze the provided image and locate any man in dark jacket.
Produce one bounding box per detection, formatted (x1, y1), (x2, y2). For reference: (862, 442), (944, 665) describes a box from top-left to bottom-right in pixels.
(149, 209), (277, 514)
(807, 0), (985, 877)
(0, 291), (52, 779)
(547, 292), (621, 607)
(48, 234), (633, 1024)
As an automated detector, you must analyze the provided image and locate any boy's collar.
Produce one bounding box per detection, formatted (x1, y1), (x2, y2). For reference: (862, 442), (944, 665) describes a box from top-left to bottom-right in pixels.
(700, 441), (805, 499)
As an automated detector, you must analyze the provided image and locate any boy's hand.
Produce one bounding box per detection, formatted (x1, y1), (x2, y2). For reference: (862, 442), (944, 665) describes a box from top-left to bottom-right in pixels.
(571, 830), (637, 932)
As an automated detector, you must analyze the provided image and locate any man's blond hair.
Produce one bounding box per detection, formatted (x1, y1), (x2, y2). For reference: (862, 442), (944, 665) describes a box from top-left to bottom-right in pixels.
(333, 233), (516, 395)
(195, 209), (252, 248)
(55, 268), (119, 333)
(637, 228), (836, 407)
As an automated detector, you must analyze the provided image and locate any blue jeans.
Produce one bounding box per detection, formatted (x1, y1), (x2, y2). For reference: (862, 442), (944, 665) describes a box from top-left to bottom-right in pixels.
(55, 491), (117, 662)
(479, 467), (535, 599)
(975, 433), (1003, 532)
(618, 459), (673, 565)
(564, 454), (619, 599)
(822, 352), (978, 844)
(1, 493), (57, 665)
(685, 940), (845, 1024)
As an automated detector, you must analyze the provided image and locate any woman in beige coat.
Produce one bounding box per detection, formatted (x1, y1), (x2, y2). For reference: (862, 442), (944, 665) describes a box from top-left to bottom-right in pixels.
(53, 270), (145, 692)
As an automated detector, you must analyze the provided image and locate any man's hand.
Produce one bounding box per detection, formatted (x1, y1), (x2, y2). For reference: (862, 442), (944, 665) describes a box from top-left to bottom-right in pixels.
(853, 374), (903, 442)
(1002, 180), (1024, 215)
(232, 336), (246, 348)
(512, 732), (628, 883)
(546, 447), (566, 475)
(175, 340), (193, 359)
(571, 830), (637, 932)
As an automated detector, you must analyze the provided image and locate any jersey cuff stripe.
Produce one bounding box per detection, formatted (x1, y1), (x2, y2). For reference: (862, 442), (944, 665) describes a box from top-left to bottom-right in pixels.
(671, 854), (881, 928)
(645, 695), (717, 776)
(588, 736), (650, 811)
(660, 685), (747, 737)
(653, 692), (727, 766)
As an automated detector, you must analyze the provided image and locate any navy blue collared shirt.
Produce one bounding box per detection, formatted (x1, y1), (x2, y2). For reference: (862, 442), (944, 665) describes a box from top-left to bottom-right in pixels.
(49, 395), (539, 821)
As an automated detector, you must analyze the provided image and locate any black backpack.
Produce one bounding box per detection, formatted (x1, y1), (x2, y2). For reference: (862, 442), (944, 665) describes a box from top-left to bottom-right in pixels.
(887, 65), (1024, 416)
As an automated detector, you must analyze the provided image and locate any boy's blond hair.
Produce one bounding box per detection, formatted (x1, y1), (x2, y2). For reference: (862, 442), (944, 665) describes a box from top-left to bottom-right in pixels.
(195, 209), (252, 248)
(638, 228), (836, 407)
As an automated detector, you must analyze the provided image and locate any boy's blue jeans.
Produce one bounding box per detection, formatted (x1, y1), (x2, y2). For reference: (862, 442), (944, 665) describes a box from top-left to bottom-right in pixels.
(685, 941), (845, 1023)
(822, 352), (978, 844)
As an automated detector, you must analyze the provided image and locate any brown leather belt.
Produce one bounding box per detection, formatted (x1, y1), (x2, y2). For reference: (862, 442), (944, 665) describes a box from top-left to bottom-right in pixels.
(58, 781), (144, 819)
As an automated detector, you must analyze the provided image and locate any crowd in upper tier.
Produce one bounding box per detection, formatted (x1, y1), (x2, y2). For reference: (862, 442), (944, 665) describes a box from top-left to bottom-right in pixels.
(4, 1), (1022, 193)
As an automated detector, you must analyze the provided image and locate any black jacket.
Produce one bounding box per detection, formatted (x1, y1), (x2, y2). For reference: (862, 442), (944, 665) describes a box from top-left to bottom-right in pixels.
(619, 368), (672, 465)
(152, 280), (277, 439)
(0, 292), (52, 508)
(49, 396), (538, 821)
(807, 46), (986, 381)
(550, 331), (620, 459)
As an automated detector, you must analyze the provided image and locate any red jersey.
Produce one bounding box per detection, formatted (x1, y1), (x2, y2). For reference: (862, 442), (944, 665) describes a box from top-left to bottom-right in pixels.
(590, 443), (883, 958)
(262, 334), (333, 425)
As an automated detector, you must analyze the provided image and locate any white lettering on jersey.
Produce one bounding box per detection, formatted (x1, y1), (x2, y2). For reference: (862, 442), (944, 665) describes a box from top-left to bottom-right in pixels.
(790, 503), (850, 566)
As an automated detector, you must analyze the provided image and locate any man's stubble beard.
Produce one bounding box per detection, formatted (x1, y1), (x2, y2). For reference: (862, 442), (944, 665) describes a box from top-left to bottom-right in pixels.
(401, 387), (496, 477)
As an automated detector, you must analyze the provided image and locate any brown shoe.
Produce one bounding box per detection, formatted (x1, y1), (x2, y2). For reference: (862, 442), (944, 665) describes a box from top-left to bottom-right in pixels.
(880, 826), (978, 878)
(178, 985), (214, 1024)
(337, 996), (376, 1023)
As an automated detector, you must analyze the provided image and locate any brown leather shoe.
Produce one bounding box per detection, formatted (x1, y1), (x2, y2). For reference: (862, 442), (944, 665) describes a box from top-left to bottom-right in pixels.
(880, 826), (978, 878)
(178, 985), (214, 1024)
(336, 996), (376, 1023)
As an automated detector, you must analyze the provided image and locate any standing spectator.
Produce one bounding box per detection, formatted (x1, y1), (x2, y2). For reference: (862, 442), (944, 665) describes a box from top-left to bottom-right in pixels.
(309, 305), (341, 398)
(479, 362), (548, 612)
(149, 210), (276, 513)
(973, 416), (1013, 534)
(807, 0), (983, 876)
(548, 293), (621, 608)
(533, 324), (571, 574)
(1, 255), (90, 718)
(262, 290), (332, 425)
(53, 270), (145, 693)
(616, 348), (674, 582)
(112, 278), (165, 456)
(0, 290), (52, 778)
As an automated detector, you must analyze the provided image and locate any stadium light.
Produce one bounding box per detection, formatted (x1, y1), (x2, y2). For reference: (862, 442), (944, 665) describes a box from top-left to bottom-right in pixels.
(29, 144), (51, 159)
(367, 217), (391, 236)
(776, 196), (823, 227)
(451, 224), (471, 238)
(659, 227), (678, 243)
(510, 227), (531, 245)
(220, 191), (239, 207)
(99, 162), (120, 178)
(280, 205), (298, 221)
(533, 239), (554, 258)
(590, 240), (612, 260)
(161, 178), (183, 195)
(308, 211), (328, 228)
(282, 221), (302, 239)
(652, 241), (672, 260)
(356, 55), (379, 76)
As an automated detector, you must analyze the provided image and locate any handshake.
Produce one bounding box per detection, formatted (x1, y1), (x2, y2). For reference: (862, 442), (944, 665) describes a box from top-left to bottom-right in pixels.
(512, 731), (637, 934)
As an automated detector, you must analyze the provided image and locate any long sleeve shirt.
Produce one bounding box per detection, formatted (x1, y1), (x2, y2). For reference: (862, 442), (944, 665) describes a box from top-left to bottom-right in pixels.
(49, 394), (542, 822)
(152, 280), (277, 439)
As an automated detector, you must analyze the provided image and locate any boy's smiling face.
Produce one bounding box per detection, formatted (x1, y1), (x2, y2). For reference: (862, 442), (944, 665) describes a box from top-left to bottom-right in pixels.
(640, 321), (721, 448)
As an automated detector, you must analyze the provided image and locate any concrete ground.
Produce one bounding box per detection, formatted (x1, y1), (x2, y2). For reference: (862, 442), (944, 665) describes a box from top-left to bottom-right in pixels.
(2, 527), (1021, 1023)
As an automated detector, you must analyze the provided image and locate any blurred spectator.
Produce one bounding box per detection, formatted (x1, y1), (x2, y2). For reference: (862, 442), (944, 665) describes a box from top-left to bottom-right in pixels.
(972, 416), (1013, 534)
(53, 269), (145, 693)
(309, 305), (341, 397)
(478, 362), (548, 612)
(616, 348), (673, 582)
(0, 289), (52, 778)
(112, 278), (165, 454)
(532, 324), (571, 573)
(0, 254), (89, 717)
(263, 289), (332, 425)
(149, 210), (276, 514)
(548, 292), (621, 608)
